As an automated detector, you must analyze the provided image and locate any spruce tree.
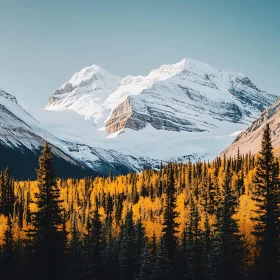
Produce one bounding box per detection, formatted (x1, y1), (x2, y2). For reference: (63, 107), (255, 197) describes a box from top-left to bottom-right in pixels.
(118, 210), (135, 280)
(69, 211), (83, 279)
(27, 142), (67, 280)
(251, 124), (280, 279)
(137, 246), (152, 280)
(215, 167), (244, 280)
(91, 196), (103, 277)
(134, 219), (146, 272)
(185, 203), (203, 280)
(150, 231), (158, 264)
(0, 167), (14, 216)
(162, 164), (179, 260)
(152, 235), (172, 279)
(102, 220), (118, 280)
(0, 215), (16, 278)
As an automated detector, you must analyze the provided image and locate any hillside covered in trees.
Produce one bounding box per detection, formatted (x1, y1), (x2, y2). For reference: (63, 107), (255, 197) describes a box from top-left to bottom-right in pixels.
(0, 124), (279, 280)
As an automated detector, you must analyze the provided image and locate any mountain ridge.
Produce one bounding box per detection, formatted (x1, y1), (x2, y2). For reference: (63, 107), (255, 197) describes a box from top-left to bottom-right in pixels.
(47, 58), (278, 134)
(42, 58), (279, 165)
(1, 58), (278, 178)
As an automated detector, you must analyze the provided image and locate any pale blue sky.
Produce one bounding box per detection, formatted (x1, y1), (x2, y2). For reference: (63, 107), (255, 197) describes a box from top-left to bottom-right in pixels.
(0, 0), (279, 107)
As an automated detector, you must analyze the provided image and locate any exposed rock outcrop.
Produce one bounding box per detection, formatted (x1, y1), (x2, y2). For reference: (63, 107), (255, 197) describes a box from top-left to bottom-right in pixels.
(221, 97), (280, 157)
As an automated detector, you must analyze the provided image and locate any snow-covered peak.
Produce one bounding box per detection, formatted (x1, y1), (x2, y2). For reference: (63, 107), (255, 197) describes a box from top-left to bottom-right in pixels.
(66, 64), (103, 87)
(146, 58), (216, 80)
(181, 58), (214, 73)
(58, 64), (121, 90)
(119, 58), (247, 90)
(120, 59), (187, 88)
(46, 65), (122, 124)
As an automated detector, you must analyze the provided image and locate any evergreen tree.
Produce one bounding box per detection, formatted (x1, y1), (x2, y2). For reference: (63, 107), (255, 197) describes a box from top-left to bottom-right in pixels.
(151, 235), (172, 279)
(118, 211), (135, 280)
(82, 214), (95, 278)
(137, 246), (152, 280)
(185, 203), (203, 280)
(102, 221), (118, 280)
(162, 164), (179, 260)
(215, 167), (244, 280)
(0, 167), (14, 216)
(150, 231), (158, 264)
(251, 124), (280, 279)
(134, 219), (146, 270)
(0, 215), (17, 278)
(91, 196), (103, 277)
(27, 143), (67, 280)
(69, 211), (83, 279)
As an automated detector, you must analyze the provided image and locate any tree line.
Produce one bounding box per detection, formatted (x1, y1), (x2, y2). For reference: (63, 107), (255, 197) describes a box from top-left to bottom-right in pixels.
(0, 124), (279, 279)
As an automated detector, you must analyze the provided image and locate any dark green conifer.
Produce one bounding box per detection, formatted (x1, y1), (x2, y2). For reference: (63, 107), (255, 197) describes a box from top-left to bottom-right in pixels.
(215, 167), (244, 280)
(251, 124), (280, 279)
(0, 215), (16, 277)
(162, 164), (179, 260)
(27, 142), (67, 280)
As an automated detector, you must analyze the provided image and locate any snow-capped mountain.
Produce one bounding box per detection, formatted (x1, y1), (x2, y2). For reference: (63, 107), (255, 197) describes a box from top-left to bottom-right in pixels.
(221, 97), (280, 158)
(43, 58), (278, 164)
(0, 89), (152, 179)
(47, 65), (122, 123)
(105, 59), (276, 133)
(0, 89), (85, 178)
(1, 58), (277, 179)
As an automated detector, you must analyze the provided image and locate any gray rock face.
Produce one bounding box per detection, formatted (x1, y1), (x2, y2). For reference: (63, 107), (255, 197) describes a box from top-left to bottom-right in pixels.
(105, 95), (207, 133)
(221, 97), (280, 158)
(48, 83), (75, 106)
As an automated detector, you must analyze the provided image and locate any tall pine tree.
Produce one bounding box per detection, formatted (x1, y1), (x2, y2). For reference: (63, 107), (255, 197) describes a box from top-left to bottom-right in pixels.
(27, 142), (67, 280)
(215, 166), (244, 280)
(251, 124), (280, 279)
(162, 164), (179, 260)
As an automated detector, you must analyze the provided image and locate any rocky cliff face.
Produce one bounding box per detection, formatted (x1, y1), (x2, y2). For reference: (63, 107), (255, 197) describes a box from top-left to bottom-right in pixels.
(221, 97), (280, 157)
(105, 94), (207, 133)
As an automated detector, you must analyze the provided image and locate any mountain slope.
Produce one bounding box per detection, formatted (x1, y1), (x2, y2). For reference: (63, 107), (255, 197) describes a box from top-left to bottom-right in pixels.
(0, 89), (94, 178)
(43, 59), (278, 163)
(221, 97), (280, 157)
(0, 89), (152, 179)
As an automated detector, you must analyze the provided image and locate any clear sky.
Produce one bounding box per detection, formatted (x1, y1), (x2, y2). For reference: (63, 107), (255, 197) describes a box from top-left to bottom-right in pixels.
(0, 0), (279, 108)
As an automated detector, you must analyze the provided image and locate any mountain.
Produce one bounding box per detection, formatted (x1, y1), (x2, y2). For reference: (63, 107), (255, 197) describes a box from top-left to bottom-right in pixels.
(47, 65), (122, 124)
(1, 58), (276, 179)
(0, 89), (151, 179)
(44, 58), (278, 163)
(221, 97), (280, 157)
(0, 89), (88, 178)
(105, 59), (276, 133)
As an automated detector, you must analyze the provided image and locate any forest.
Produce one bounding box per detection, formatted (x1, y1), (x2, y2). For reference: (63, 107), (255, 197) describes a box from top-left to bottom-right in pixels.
(0, 124), (279, 280)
